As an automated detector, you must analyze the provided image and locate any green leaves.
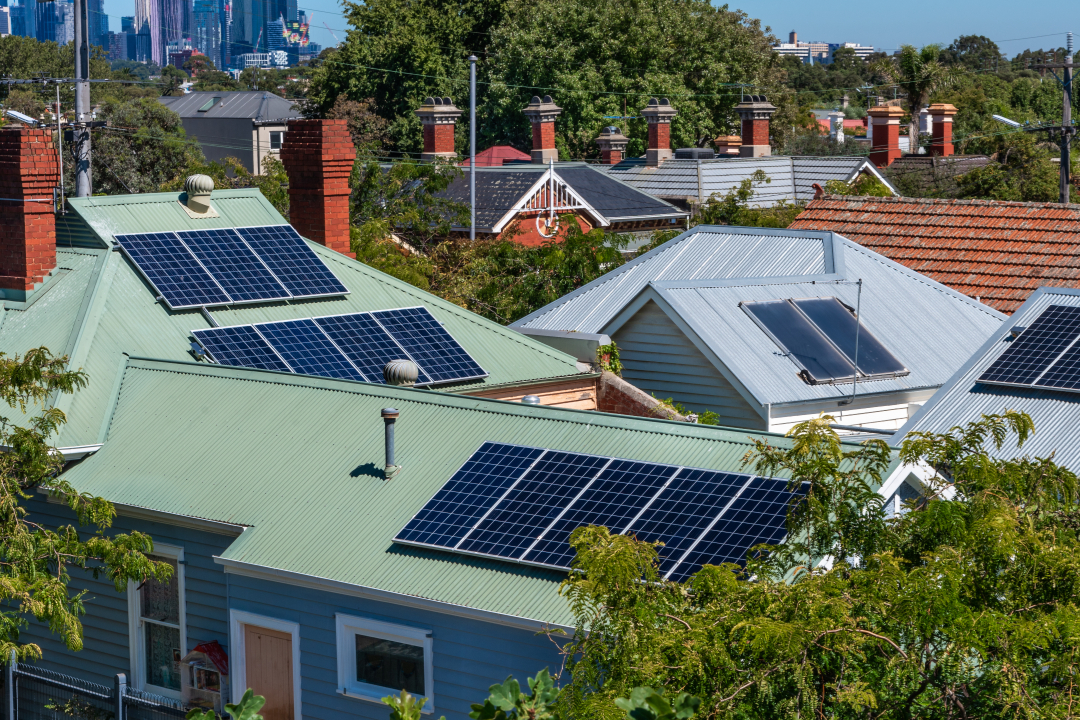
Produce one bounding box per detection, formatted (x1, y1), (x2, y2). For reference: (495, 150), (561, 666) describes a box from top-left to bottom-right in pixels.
(614, 688), (699, 720)
(383, 690), (443, 720)
(186, 689), (266, 720)
(468, 670), (560, 720)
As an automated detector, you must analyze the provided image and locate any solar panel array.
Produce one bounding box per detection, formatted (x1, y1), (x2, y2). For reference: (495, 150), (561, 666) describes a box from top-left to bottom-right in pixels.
(115, 225), (348, 309)
(742, 297), (908, 385)
(193, 306), (487, 386)
(979, 305), (1080, 392)
(396, 442), (806, 577)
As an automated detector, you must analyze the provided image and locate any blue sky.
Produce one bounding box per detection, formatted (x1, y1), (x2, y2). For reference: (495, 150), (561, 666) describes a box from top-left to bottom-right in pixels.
(99, 0), (1073, 62)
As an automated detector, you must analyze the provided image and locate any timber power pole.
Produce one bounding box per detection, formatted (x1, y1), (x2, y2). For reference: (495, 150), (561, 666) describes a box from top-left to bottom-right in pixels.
(73, 0), (92, 196)
(1035, 32), (1075, 204)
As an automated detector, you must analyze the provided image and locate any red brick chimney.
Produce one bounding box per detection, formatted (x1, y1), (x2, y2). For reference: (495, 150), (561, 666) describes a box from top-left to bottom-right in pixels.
(642, 97), (677, 166)
(414, 97), (462, 160)
(928, 103), (958, 157)
(595, 126), (629, 164)
(523, 95), (562, 163)
(734, 96), (777, 157)
(0, 126), (59, 294)
(280, 119), (356, 257)
(867, 105), (905, 167)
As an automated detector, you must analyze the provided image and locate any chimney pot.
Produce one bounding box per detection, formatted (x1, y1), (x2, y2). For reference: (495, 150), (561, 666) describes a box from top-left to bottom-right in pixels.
(0, 126), (59, 295)
(280, 119), (356, 257)
(641, 97), (677, 166)
(713, 134), (742, 156)
(415, 96), (462, 160)
(523, 95), (562, 164)
(595, 125), (629, 165)
(734, 96), (777, 157)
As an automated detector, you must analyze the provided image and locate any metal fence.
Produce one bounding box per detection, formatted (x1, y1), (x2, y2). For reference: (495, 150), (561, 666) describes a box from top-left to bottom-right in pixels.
(3, 658), (188, 720)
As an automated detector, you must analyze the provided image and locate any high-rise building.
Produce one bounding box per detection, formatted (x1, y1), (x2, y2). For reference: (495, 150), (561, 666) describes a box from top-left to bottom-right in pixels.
(121, 15), (135, 32)
(160, 0), (184, 60)
(221, 0), (230, 67)
(88, 0), (104, 48)
(266, 15), (283, 52)
(134, 0), (161, 63)
(0, 7), (11, 36)
(58, 0), (73, 44)
(35, 0), (65, 43)
(107, 31), (126, 59)
(191, 0), (219, 68)
(230, 0), (262, 58)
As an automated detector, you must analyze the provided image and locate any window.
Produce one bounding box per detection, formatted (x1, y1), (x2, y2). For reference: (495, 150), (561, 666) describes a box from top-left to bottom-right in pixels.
(336, 614), (433, 711)
(198, 97), (221, 112)
(270, 131), (283, 150)
(128, 544), (186, 699)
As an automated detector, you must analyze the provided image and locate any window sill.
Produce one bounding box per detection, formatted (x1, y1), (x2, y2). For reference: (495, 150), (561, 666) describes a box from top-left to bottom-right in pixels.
(337, 688), (432, 714)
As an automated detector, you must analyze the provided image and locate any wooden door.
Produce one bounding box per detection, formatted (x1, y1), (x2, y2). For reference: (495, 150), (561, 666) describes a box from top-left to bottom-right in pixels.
(244, 625), (294, 720)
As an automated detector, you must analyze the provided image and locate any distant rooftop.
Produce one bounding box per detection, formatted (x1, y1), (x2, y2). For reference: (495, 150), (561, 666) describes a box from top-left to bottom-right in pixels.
(157, 91), (300, 121)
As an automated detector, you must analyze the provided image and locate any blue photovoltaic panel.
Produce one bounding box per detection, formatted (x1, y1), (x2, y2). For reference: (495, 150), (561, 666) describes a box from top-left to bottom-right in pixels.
(979, 305), (1080, 386)
(177, 229), (290, 302)
(256, 319), (365, 381)
(667, 477), (806, 582)
(372, 307), (487, 383)
(624, 469), (750, 574)
(1036, 338), (1080, 390)
(192, 325), (292, 372)
(116, 232), (230, 309)
(314, 313), (433, 385)
(524, 460), (678, 568)
(237, 225), (349, 298)
(396, 443), (544, 547)
(457, 452), (609, 559)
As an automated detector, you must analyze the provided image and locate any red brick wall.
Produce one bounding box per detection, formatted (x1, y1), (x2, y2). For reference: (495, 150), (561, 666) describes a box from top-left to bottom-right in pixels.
(741, 118), (770, 147)
(930, 122), (953, 157)
(502, 212), (592, 247)
(647, 122), (670, 151)
(869, 122), (901, 168)
(596, 371), (686, 421)
(600, 149), (622, 164)
(531, 121), (556, 151)
(423, 123), (456, 155)
(0, 127), (59, 291)
(280, 119), (356, 257)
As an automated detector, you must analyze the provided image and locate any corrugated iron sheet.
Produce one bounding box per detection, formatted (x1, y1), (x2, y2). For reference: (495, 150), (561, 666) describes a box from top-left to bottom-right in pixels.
(790, 195), (1080, 314)
(898, 289), (1080, 471)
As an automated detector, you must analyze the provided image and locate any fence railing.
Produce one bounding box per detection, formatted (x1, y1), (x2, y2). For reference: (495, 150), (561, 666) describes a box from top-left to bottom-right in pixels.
(3, 655), (187, 720)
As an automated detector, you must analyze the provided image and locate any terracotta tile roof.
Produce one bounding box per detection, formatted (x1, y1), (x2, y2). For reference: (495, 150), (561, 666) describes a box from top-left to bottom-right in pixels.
(789, 195), (1080, 314)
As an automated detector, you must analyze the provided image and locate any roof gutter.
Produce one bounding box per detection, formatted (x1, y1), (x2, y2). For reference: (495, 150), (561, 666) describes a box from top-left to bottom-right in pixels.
(3, 443), (102, 461)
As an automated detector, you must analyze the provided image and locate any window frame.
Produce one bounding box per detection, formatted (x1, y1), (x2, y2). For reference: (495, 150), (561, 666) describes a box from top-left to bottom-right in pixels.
(335, 614), (434, 712)
(269, 131), (283, 150)
(127, 543), (187, 700)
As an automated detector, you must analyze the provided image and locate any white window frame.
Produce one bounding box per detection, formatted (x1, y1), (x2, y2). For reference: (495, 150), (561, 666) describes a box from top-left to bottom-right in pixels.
(127, 543), (187, 700)
(229, 610), (303, 720)
(269, 131), (283, 150)
(335, 614), (434, 712)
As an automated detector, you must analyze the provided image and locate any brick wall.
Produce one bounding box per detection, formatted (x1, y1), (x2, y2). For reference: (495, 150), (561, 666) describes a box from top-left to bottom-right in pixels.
(596, 371), (686, 421)
(423, 123), (456, 155)
(0, 127), (59, 292)
(531, 121), (556, 151)
(647, 122), (670, 152)
(741, 118), (770, 147)
(280, 119), (356, 257)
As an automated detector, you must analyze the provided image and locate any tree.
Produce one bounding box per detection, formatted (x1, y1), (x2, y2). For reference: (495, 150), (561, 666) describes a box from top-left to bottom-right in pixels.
(696, 170), (804, 228)
(872, 45), (956, 151)
(160, 64), (188, 96)
(0, 347), (168, 660)
(956, 120), (1059, 202)
(183, 54), (216, 77)
(552, 412), (1080, 718)
(941, 35), (1004, 71)
(326, 96), (390, 157)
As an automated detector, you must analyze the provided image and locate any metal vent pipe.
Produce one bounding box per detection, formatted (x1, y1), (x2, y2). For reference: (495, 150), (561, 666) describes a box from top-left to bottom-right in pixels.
(382, 408), (401, 480)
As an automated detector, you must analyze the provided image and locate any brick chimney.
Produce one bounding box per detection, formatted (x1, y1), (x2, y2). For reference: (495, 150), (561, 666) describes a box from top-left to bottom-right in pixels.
(735, 95), (777, 157)
(867, 105), (905, 167)
(714, 135), (741, 157)
(0, 126), (59, 294)
(280, 119), (356, 257)
(414, 96), (461, 160)
(642, 97), (677, 166)
(928, 103), (958, 157)
(523, 95), (562, 163)
(595, 126), (629, 164)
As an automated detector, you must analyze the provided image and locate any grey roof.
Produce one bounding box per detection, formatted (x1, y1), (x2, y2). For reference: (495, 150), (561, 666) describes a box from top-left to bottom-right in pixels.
(514, 225), (1004, 407)
(894, 287), (1080, 471)
(602, 155), (896, 207)
(438, 163), (686, 231)
(157, 91), (300, 121)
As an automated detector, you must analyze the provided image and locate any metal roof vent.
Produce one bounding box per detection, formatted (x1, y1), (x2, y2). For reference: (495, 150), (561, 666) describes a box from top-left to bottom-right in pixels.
(180, 174), (219, 218)
(521, 395), (541, 405)
(383, 359), (419, 386)
(674, 148), (715, 159)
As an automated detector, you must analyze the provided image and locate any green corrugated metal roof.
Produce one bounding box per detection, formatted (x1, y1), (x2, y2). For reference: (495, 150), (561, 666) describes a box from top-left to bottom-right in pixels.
(5, 189), (581, 446)
(64, 357), (867, 626)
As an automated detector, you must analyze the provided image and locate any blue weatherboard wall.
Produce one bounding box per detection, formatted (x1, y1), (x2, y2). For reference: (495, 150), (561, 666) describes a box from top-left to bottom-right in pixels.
(20, 497), (564, 720)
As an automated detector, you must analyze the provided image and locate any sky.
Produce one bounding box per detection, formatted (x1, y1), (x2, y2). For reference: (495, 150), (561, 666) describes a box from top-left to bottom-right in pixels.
(98, 0), (1074, 63)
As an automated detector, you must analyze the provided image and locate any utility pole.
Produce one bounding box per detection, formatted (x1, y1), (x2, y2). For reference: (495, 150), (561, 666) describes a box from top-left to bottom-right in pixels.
(1034, 32), (1075, 204)
(73, 0), (92, 196)
(469, 55), (477, 241)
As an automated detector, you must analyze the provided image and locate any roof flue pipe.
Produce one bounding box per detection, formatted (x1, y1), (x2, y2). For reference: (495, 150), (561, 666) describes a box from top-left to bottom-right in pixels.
(381, 408), (401, 480)
(380, 359), (418, 480)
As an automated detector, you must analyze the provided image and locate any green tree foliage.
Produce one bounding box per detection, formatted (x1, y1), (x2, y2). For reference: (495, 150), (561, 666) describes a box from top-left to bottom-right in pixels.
(695, 170), (804, 228)
(823, 173), (894, 197)
(383, 689), (442, 720)
(955, 128), (1060, 202)
(160, 65), (188, 96)
(0, 36), (111, 108)
(186, 688), (266, 720)
(615, 687), (699, 720)
(552, 411), (1080, 718)
(160, 156), (290, 217)
(779, 49), (890, 109)
(0, 347), (169, 659)
(468, 670), (559, 720)
(940, 35), (1004, 71)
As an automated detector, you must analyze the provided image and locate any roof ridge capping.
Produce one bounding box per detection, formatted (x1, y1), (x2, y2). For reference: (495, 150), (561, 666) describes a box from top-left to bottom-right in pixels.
(818, 194), (1080, 211)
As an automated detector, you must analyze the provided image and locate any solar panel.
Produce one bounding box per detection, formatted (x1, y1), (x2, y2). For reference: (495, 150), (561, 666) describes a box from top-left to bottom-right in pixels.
(666, 477), (807, 582)
(372, 307), (487, 384)
(192, 325), (292, 372)
(256, 318), (366, 381)
(524, 460), (678, 568)
(236, 225), (349, 298)
(116, 232), (230, 309)
(315, 313), (433, 385)
(743, 300), (856, 383)
(456, 452), (610, 559)
(624, 469), (751, 574)
(979, 305), (1080, 387)
(1035, 339), (1080, 390)
(792, 298), (907, 377)
(396, 443), (544, 547)
(395, 443), (799, 579)
(177, 229), (290, 302)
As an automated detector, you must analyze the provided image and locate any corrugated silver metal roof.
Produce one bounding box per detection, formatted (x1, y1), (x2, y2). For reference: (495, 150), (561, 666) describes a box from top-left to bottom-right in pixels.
(157, 91), (300, 121)
(515, 226), (1003, 407)
(895, 288), (1080, 471)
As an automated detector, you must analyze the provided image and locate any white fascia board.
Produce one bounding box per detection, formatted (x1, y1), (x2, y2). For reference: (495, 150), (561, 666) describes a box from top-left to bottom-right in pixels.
(214, 556), (575, 633)
(491, 167), (609, 233)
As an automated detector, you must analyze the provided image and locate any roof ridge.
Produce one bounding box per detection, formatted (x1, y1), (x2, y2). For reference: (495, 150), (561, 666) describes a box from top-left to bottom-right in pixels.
(817, 194), (1080, 211)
